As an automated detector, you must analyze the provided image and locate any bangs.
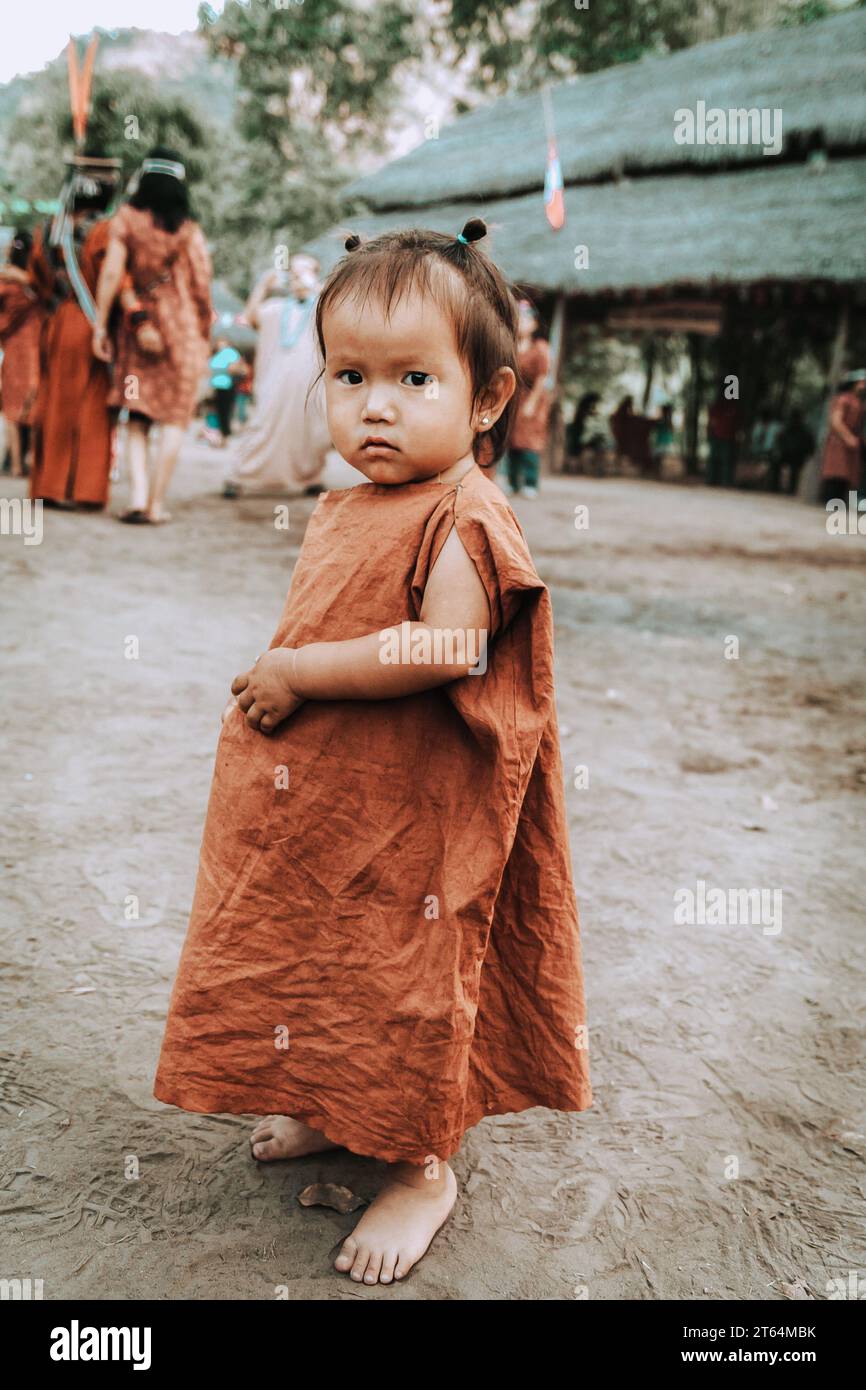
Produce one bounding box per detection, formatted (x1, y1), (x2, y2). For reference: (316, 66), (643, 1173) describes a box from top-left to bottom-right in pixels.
(318, 252), (473, 351)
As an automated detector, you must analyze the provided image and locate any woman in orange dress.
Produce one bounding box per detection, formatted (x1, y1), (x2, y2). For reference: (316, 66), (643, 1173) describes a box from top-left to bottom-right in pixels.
(93, 147), (213, 525)
(28, 160), (120, 509)
(820, 372), (865, 505)
(0, 230), (44, 477)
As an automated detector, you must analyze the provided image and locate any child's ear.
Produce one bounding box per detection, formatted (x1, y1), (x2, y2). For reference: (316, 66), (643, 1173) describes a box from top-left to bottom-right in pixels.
(479, 366), (517, 424)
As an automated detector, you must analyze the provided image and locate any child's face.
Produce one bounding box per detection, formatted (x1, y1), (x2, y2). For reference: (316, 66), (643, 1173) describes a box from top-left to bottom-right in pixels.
(321, 285), (481, 484)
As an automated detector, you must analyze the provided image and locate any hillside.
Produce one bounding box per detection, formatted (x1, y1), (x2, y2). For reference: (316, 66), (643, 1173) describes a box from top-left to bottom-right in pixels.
(0, 27), (236, 146)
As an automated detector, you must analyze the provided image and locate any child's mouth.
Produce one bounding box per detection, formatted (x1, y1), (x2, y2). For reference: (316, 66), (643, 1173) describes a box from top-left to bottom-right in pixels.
(361, 437), (399, 451)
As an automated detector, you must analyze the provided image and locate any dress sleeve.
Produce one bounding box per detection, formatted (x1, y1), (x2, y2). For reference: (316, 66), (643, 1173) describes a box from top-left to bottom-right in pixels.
(410, 482), (547, 642)
(410, 480), (557, 798)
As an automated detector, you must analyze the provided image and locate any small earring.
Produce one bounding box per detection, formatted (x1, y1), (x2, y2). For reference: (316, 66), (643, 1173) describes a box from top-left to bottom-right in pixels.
(481, 416), (490, 425)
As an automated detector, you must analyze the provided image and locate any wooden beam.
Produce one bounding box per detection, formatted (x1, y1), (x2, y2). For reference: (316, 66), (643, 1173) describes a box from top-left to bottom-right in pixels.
(684, 333), (704, 475)
(546, 293), (567, 475)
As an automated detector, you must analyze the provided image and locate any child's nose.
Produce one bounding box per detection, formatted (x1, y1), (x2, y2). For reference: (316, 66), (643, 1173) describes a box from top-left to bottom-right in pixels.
(361, 388), (396, 421)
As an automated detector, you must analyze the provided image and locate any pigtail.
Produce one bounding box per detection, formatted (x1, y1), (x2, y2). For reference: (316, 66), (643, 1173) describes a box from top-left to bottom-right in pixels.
(458, 217), (487, 245)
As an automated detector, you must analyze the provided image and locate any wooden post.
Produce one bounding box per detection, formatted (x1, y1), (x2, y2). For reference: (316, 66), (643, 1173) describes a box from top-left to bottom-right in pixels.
(684, 332), (703, 475)
(801, 301), (848, 503)
(641, 336), (656, 412)
(545, 292), (568, 475)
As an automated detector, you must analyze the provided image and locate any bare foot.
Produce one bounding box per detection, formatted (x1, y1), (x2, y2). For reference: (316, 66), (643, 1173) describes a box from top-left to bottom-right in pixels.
(334, 1160), (457, 1285)
(250, 1114), (342, 1160)
(146, 508), (171, 524)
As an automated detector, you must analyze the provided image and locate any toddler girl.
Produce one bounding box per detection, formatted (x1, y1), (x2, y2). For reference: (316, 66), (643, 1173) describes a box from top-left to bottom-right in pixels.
(154, 218), (592, 1286)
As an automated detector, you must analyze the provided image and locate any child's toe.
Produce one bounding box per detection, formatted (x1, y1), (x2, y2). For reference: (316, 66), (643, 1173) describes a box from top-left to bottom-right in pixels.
(251, 1138), (278, 1159)
(379, 1251), (399, 1284)
(363, 1252), (383, 1284)
(349, 1245), (371, 1281)
(334, 1237), (357, 1272)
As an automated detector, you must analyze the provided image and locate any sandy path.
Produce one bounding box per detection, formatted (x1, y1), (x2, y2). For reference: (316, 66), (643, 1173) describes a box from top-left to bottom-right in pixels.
(1, 436), (864, 1300)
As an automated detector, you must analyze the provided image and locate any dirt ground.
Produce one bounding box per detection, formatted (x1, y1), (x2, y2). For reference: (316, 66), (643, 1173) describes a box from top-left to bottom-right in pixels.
(1, 433), (864, 1301)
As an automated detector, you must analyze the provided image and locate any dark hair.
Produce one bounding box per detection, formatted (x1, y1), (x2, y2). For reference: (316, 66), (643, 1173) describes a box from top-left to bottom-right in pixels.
(313, 217), (520, 468)
(71, 180), (115, 214)
(9, 228), (32, 270)
(129, 146), (192, 234)
(575, 391), (600, 424)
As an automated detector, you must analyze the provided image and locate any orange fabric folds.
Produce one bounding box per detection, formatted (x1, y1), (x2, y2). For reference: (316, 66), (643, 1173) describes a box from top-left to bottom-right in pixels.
(153, 464), (592, 1162)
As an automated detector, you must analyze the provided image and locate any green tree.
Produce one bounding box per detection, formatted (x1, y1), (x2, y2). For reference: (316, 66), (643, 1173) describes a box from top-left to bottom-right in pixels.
(196, 0), (423, 293)
(445, 0), (797, 92)
(4, 66), (213, 225)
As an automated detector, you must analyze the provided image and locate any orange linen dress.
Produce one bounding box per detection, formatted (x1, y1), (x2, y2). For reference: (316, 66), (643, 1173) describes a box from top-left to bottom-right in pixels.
(820, 389), (864, 489)
(107, 205), (212, 427)
(0, 277), (44, 424)
(28, 219), (114, 506)
(153, 462), (592, 1163)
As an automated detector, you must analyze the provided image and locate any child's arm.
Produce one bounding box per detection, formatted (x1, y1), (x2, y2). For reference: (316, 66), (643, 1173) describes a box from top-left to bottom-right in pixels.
(231, 526), (491, 733)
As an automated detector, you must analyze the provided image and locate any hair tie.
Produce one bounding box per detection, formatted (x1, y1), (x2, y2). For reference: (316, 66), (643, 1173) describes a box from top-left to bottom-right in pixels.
(456, 233), (468, 244)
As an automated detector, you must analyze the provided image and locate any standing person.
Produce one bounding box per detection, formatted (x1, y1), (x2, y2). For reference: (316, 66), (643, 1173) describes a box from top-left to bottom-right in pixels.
(706, 390), (741, 487)
(208, 335), (243, 445)
(750, 406), (781, 467)
(501, 298), (551, 498)
(28, 155), (121, 509)
(223, 254), (331, 498)
(0, 230), (44, 478)
(565, 390), (603, 474)
(819, 372), (865, 506)
(652, 402), (677, 475)
(609, 395), (634, 468)
(234, 351), (254, 426)
(769, 407), (814, 496)
(92, 148), (213, 525)
(153, 219), (592, 1286)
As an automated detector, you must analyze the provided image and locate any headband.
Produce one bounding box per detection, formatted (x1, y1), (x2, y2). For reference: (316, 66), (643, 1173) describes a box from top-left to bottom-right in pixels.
(141, 158), (186, 181)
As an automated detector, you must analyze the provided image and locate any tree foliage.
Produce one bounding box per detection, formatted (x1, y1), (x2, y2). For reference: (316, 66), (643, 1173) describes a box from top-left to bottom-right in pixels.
(3, 67), (212, 220)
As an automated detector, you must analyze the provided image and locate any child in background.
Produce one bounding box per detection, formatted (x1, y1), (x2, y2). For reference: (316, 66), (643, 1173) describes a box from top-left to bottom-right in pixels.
(154, 219), (592, 1286)
(501, 298), (552, 498)
(208, 334), (243, 445)
(234, 351), (254, 425)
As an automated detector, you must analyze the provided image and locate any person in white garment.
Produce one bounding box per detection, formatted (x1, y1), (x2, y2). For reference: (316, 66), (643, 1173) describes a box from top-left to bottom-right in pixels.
(222, 253), (332, 497)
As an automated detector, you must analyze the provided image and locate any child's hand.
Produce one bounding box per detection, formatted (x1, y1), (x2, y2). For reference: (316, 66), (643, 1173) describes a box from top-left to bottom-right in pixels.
(231, 649), (304, 734)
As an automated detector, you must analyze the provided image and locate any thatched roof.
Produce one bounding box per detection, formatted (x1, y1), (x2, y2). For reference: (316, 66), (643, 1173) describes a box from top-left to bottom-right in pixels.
(306, 158), (865, 294)
(344, 9), (866, 208)
(305, 10), (866, 295)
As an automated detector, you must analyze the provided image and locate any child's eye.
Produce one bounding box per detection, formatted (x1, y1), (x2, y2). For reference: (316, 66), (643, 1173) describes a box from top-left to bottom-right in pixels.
(402, 371), (433, 388)
(336, 369), (363, 385)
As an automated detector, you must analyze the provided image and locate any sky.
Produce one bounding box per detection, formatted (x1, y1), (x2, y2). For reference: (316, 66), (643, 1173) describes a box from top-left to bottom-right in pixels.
(0, 0), (221, 84)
